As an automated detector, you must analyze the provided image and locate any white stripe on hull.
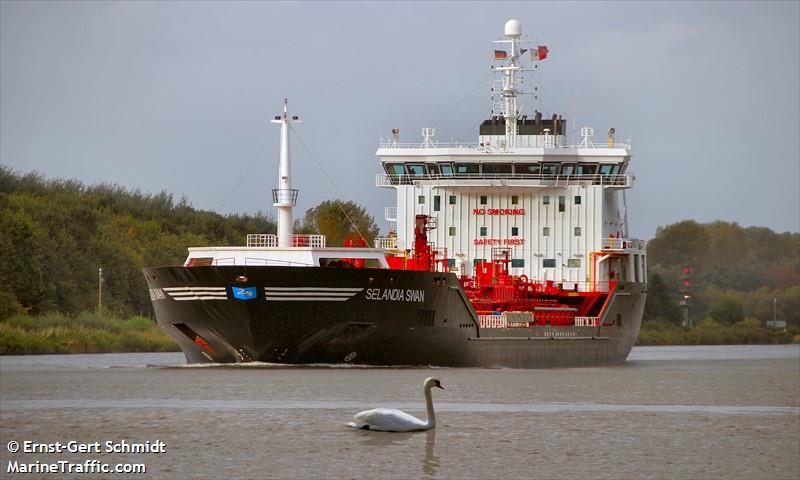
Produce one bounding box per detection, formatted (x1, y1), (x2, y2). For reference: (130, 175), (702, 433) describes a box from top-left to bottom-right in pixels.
(264, 296), (351, 302)
(265, 287), (364, 292)
(159, 286), (365, 302)
(174, 296), (228, 301)
(163, 286), (227, 301)
(264, 287), (363, 302)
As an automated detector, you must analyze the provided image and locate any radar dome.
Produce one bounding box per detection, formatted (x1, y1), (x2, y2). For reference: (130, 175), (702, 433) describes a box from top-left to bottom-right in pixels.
(504, 19), (522, 38)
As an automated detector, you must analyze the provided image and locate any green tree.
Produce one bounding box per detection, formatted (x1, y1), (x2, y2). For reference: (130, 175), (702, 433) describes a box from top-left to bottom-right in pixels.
(0, 166), (276, 317)
(708, 297), (745, 324)
(297, 200), (379, 246)
(643, 273), (682, 324)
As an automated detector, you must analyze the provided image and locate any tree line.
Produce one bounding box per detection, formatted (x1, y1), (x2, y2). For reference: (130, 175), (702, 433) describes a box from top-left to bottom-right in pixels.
(0, 167), (276, 318)
(644, 220), (799, 328)
(0, 167), (381, 320)
(1, 167), (797, 332)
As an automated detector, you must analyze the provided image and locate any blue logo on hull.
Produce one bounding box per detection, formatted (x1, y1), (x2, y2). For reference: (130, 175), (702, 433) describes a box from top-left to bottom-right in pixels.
(232, 286), (257, 300)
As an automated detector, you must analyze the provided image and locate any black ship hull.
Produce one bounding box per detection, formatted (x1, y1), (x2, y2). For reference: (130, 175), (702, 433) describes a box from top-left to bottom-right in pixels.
(144, 266), (644, 368)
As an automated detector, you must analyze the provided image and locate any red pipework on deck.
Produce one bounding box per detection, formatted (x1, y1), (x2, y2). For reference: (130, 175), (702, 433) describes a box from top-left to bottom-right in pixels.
(379, 215), (612, 326)
(413, 214), (434, 272)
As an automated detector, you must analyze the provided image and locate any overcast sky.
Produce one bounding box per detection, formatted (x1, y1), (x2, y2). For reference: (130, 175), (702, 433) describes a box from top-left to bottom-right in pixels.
(2, 1), (798, 239)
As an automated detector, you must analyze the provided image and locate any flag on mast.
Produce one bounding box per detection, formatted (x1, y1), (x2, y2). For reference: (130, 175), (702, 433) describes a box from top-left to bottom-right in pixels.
(494, 50), (508, 60)
(531, 45), (549, 61)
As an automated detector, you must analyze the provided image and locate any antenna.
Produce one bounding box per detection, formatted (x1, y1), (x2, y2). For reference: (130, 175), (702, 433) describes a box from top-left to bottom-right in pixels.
(422, 128), (435, 148)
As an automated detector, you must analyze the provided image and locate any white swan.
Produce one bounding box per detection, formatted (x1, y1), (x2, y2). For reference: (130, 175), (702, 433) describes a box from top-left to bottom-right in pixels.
(347, 377), (444, 432)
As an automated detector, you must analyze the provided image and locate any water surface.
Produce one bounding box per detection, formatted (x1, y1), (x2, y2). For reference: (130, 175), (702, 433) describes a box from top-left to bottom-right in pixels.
(2, 346), (798, 479)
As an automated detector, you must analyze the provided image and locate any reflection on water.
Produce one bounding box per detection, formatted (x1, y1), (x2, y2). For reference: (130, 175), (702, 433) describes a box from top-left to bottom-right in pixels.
(351, 427), (439, 477)
(423, 429), (439, 477)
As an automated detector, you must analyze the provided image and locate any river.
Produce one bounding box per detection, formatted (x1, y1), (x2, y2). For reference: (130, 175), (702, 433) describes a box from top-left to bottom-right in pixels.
(1, 345), (798, 479)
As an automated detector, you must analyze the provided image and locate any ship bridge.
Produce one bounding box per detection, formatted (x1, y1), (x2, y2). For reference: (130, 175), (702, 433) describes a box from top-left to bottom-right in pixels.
(373, 19), (645, 293)
(376, 116), (632, 190)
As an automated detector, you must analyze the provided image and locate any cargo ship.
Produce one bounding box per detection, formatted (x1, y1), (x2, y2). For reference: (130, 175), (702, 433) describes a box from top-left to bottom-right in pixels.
(144, 20), (646, 367)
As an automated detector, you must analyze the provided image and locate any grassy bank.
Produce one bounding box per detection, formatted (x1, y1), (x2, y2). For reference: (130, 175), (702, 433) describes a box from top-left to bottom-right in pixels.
(2, 312), (797, 355)
(0, 312), (179, 354)
(636, 318), (799, 346)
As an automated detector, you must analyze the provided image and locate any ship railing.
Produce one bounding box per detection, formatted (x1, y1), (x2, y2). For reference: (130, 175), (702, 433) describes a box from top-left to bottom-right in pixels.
(292, 234), (326, 248)
(247, 234), (278, 247)
(478, 314), (508, 329)
(374, 237), (398, 249)
(600, 237), (645, 251)
(380, 141), (479, 149)
(574, 316), (599, 327)
(378, 141), (630, 150)
(376, 173), (632, 187)
(246, 234), (327, 248)
(244, 258), (315, 267)
(479, 314), (601, 329)
(527, 281), (613, 294)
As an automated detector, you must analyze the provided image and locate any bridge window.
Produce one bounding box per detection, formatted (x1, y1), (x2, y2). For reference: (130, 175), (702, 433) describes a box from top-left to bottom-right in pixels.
(576, 164), (597, 175)
(515, 164), (540, 175)
(560, 164), (576, 175)
(599, 164), (620, 175)
(455, 163), (479, 174)
(406, 164), (426, 175)
(426, 164), (440, 175)
(480, 227), (487, 236)
(541, 163), (558, 175)
(440, 163), (454, 176)
(480, 195), (487, 205)
(386, 164), (404, 175)
(543, 195), (550, 205)
(482, 163), (512, 174)
(543, 258), (556, 268)
(434, 195), (441, 211)
(449, 195), (457, 205)
(543, 226), (550, 236)
(511, 226), (519, 236)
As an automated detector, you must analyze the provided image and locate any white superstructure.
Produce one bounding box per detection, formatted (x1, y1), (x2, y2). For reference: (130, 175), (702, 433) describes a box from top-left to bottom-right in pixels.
(376, 20), (646, 292)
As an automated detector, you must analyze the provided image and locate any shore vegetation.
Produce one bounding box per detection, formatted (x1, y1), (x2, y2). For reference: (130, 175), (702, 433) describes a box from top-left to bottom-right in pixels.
(0, 311), (179, 354)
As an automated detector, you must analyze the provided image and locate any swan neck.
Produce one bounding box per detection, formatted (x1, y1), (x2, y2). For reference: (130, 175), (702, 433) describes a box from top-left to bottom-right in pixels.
(424, 385), (436, 429)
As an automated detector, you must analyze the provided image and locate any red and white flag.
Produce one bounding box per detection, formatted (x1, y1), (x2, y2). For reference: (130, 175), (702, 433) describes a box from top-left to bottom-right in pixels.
(531, 45), (549, 61)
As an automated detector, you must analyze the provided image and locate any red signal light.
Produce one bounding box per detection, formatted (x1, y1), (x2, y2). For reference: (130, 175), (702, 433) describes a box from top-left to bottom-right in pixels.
(682, 266), (691, 274)
(683, 279), (691, 287)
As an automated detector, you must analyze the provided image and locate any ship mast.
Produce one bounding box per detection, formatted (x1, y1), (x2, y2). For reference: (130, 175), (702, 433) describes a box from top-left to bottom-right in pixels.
(271, 99), (301, 248)
(498, 19), (522, 150)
